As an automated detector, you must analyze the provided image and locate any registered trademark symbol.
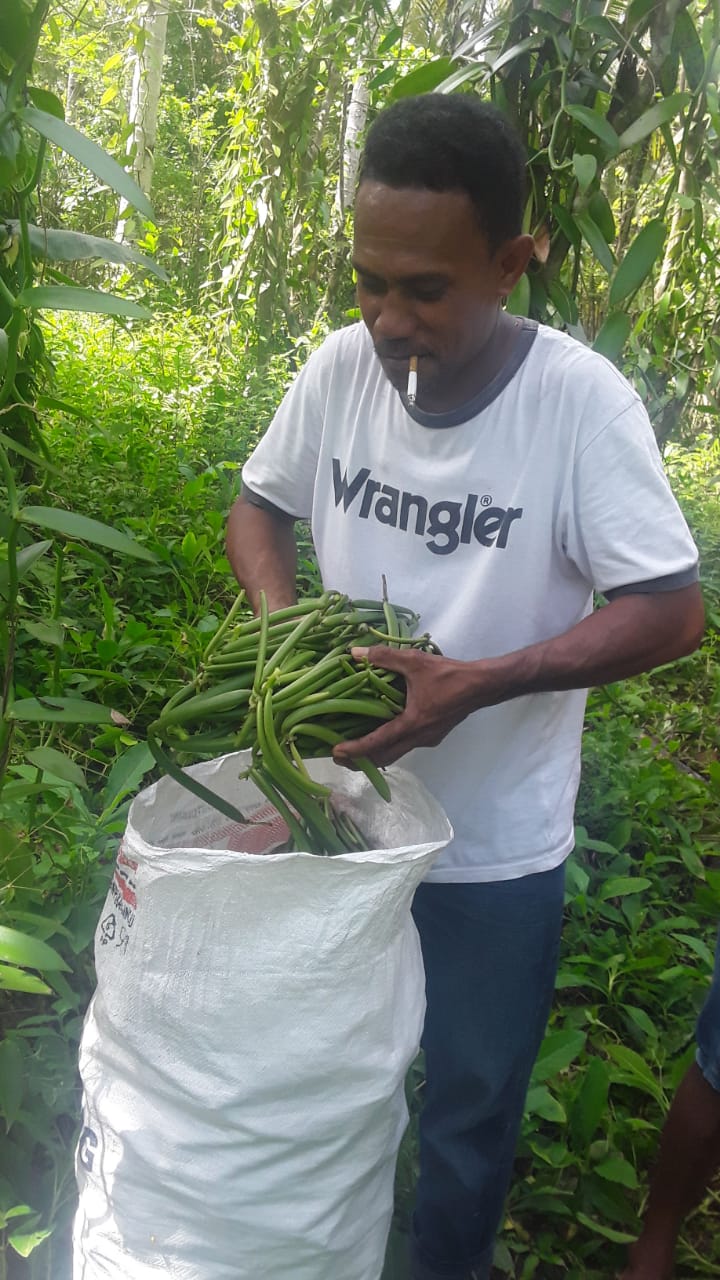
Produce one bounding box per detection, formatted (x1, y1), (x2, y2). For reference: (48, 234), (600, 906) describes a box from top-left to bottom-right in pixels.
(480, 494), (492, 507)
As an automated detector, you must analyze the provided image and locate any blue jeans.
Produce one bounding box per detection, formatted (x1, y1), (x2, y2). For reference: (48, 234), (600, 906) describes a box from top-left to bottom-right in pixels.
(696, 926), (720, 1093)
(409, 863), (566, 1280)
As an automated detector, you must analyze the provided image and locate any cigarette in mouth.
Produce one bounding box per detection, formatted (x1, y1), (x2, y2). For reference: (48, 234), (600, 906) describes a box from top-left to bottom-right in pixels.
(407, 356), (418, 405)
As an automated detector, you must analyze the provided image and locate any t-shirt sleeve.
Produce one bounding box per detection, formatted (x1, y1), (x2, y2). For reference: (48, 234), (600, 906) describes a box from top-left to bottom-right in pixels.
(241, 341), (331, 520)
(563, 399), (699, 596)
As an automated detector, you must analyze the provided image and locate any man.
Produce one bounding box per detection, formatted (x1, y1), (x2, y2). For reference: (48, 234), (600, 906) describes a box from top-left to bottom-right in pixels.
(226, 94), (704, 1280)
(622, 928), (720, 1280)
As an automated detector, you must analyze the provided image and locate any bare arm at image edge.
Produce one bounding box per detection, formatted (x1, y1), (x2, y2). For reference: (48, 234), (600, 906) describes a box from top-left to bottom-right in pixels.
(226, 490), (298, 614)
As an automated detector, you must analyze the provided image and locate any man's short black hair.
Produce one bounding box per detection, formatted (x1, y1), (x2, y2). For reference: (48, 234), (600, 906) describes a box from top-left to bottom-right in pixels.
(358, 94), (527, 252)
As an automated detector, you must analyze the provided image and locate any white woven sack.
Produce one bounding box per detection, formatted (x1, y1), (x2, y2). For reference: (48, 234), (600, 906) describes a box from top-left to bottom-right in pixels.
(74, 750), (452, 1280)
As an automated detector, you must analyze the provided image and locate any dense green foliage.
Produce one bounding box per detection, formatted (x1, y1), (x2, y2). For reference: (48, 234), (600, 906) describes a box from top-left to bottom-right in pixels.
(2, 0), (720, 1276)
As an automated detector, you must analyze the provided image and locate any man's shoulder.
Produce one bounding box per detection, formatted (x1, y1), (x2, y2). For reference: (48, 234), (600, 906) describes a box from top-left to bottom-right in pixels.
(530, 322), (639, 405)
(312, 321), (374, 368)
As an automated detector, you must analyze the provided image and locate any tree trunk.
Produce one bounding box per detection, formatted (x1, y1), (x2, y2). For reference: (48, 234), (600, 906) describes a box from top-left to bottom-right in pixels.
(115, 0), (168, 242)
(337, 74), (369, 217)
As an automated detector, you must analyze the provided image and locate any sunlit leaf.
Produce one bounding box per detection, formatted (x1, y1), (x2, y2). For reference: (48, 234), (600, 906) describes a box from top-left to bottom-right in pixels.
(617, 93), (691, 151)
(19, 505), (155, 560)
(389, 58), (456, 99)
(0, 966), (51, 995)
(598, 875), (652, 900)
(15, 285), (151, 320)
(18, 107), (155, 220)
(0, 925), (69, 973)
(8, 222), (168, 281)
(531, 1029), (586, 1083)
(572, 152), (596, 191)
(506, 274), (530, 317)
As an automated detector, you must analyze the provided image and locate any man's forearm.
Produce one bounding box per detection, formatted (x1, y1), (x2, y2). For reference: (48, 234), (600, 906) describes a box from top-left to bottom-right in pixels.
(226, 493), (298, 613)
(465, 585), (705, 710)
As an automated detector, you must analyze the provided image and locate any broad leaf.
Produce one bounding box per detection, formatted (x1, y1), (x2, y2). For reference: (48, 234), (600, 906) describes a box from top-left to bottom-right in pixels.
(390, 59), (457, 99)
(0, 925), (69, 973)
(565, 105), (619, 154)
(7, 222), (168, 281)
(0, 540), (52, 595)
(598, 875), (651, 900)
(673, 9), (705, 91)
(570, 1056), (609, 1149)
(531, 1029), (586, 1083)
(525, 1085), (566, 1123)
(595, 1154), (638, 1189)
(0, 966), (51, 995)
(25, 746), (87, 789)
(26, 87), (64, 119)
(572, 152), (596, 191)
(575, 210), (615, 274)
(101, 742), (155, 811)
(15, 285), (151, 320)
(491, 37), (540, 75)
(20, 619), (65, 646)
(8, 1228), (52, 1257)
(606, 1043), (665, 1102)
(0, 430), (60, 473)
(8, 696), (115, 725)
(18, 107), (155, 220)
(593, 312), (631, 362)
(609, 219), (666, 306)
(576, 1213), (635, 1245)
(617, 93), (691, 151)
(436, 64), (487, 95)
(19, 506), (155, 560)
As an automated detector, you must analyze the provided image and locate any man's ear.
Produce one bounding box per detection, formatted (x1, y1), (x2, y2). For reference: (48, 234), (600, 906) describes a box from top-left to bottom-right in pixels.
(496, 234), (535, 298)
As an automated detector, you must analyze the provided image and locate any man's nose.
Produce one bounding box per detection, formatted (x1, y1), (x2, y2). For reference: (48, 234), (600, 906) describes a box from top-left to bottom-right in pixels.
(372, 292), (414, 344)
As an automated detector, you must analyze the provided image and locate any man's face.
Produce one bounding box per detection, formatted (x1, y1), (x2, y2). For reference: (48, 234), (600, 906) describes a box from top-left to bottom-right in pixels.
(353, 182), (526, 408)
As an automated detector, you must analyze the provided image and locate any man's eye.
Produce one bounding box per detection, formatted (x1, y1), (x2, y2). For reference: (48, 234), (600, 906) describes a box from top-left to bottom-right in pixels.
(358, 277), (385, 295)
(412, 286), (445, 303)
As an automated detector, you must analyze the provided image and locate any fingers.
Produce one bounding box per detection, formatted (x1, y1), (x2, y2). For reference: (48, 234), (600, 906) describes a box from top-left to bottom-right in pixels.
(333, 718), (409, 770)
(350, 644), (427, 674)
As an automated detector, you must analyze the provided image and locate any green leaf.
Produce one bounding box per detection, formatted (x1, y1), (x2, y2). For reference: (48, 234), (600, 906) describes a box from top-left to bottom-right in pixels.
(609, 219), (666, 306)
(0, 540), (52, 595)
(8, 1228), (52, 1258)
(376, 25), (402, 54)
(593, 312), (631, 362)
(570, 1056), (609, 1149)
(506, 274), (530, 317)
(572, 152), (596, 192)
(8, 696), (115, 725)
(606, 1043), (665, 1102)
(598, 875), (651, 901)
(15, 285), (151, 320)
(20, 618), (65, 646)
(101, 741), (155, 811)
(26, 87), (64, 119)
(595, 1154), (638, 1188)
(553, 203), (581, 248)
(0, 966), (51, 994)
(576, 1213), (635, 1244)
(19, 505), (155, 560)
(531, 1029), (586, 1083)
(491, 37), (540, 75)
(7, 222), (168, 281)
(617, 93), (691, 151)
(565, 105), (619, 154)
(575, 210), (615, 274)
(36, 394), (92, 421)
(25, 746), (87, 789)
(0, 1039), (25, 1127)
(673, 9), (704, 92)
(390, 58), (457, 99)
(0, 431), (61, 474)
(17, 107), (155, 220)
(588, 191), (616, 244)
(0, 925), (69, 973)
(525, 1084), (566, 1123)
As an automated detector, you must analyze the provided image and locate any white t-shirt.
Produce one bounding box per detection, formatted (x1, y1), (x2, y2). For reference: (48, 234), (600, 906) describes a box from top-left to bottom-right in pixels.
(242, 320), (698, 882)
